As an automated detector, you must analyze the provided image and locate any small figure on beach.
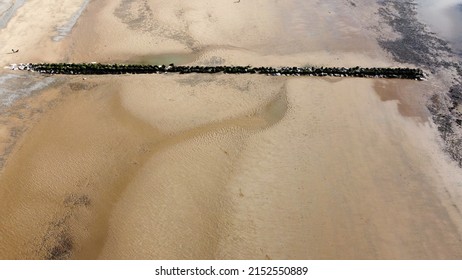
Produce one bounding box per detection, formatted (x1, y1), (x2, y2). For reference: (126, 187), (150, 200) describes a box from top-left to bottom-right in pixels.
(11, 49), (19, 53)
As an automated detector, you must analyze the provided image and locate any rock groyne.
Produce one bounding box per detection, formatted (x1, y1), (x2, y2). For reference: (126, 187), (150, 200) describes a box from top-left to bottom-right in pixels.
(10, 63), (425, 80)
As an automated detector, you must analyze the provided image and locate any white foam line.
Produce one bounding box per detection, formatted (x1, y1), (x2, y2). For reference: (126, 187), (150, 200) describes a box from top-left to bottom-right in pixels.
(53, 0), (91, 42)
(0, 73), (55, 109)
(0, 0), (27, 29)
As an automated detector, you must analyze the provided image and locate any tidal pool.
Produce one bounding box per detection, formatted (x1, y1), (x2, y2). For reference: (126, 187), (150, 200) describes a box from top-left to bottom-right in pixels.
(128, 52), (200, 66)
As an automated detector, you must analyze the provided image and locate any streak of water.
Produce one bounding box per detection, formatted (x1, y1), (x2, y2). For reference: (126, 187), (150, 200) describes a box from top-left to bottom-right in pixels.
(0, 73), (55, 110)
(53, 0), (91, 42)
(0, 0), (26, 29)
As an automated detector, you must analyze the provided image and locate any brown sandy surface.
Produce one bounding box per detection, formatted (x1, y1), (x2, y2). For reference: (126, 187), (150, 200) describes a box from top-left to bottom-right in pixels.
(1, 0), (462, 259)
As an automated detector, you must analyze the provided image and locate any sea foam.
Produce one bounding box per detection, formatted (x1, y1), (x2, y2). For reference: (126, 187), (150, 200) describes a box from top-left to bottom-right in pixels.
(0, 73), (55, 110)
(53, 0), (90, 42)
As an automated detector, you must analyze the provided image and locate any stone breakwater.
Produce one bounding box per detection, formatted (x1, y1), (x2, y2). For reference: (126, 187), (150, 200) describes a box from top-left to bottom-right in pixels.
(10, 63), (425, 80)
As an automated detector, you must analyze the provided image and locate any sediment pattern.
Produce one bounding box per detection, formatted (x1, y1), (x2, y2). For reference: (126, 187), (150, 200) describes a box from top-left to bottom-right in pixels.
(11, 63), (425, 80)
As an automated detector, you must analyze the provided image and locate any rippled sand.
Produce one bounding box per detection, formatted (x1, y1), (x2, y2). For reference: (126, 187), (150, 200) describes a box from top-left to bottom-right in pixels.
(1, 0), (462, 259)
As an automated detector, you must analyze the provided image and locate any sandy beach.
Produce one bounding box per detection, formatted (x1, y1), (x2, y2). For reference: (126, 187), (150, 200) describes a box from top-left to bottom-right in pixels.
(1, 0), (462, 259)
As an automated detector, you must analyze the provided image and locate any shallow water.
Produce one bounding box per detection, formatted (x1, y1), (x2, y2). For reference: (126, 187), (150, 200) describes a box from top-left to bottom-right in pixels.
(416, 0), (462, 54)
(53, 0), (90, 42)
(0, 0), (26, 29)
(128, 52), (200, 66)
(0, 73), (55, 110)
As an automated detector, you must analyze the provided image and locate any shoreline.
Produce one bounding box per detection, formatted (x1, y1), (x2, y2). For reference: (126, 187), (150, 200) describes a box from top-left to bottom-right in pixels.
(378, 0), (462, 167)
(0, 0), (93, 173)
(53, 0), (91, 42)
(0, 0), (26, 29)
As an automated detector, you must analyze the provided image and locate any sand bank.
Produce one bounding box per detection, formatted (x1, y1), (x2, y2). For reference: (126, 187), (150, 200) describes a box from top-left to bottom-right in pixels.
(0, 0), (462, 259)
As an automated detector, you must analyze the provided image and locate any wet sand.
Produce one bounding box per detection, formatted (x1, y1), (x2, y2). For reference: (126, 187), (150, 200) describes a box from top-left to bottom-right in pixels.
(1, 0), (462, 259)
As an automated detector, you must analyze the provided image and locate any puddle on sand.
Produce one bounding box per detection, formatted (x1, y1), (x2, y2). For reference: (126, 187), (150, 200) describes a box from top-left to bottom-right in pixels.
(415, 0), (462, 54)
(374, 80), (429, 123)
(127, 52), (200, 65)
(259, 93), (288, 126)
